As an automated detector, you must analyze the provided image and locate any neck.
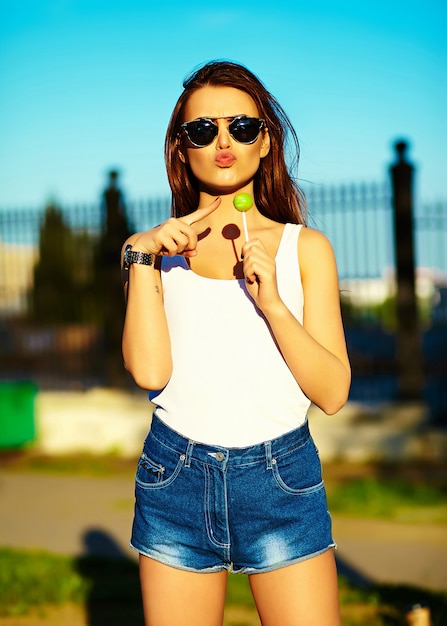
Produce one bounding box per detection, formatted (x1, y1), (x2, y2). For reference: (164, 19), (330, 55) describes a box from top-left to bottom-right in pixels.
(199, 187), (256, 218)
(201, 199), (256, 240)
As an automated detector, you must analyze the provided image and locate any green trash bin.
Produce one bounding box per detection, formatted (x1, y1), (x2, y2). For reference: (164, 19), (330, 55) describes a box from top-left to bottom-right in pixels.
(0, 381), (37, 448)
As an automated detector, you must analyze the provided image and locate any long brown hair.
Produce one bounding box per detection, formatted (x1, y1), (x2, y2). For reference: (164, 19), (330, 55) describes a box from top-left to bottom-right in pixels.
(164, 60), (307, 225)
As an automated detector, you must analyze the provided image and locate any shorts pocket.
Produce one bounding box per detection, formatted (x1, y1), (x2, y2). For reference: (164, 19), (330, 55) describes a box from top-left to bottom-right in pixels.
(271, 437), (324, 495)
(135, 437), (185, 490)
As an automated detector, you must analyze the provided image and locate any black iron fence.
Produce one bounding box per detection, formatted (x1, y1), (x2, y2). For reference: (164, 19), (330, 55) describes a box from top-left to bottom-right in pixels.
(1, 153), (446, 422)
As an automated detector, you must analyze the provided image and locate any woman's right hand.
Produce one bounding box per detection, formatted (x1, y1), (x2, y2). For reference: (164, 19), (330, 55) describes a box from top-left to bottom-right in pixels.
(129, 197), (221, 258)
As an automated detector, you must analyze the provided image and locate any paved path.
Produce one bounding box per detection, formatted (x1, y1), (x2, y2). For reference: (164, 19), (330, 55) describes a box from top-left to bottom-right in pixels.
(0, 471), (446, 592)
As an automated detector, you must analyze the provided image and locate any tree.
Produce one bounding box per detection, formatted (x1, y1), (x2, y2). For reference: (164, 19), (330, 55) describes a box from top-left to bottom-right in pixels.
(31, 203), (77, 323)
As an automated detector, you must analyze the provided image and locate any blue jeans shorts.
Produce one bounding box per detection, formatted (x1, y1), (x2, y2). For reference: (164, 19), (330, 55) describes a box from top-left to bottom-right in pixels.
(130, 415), (335, 574)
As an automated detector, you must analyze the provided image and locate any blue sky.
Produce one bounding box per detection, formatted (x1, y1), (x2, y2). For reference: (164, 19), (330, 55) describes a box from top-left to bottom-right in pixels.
(1, 0), (446, 209)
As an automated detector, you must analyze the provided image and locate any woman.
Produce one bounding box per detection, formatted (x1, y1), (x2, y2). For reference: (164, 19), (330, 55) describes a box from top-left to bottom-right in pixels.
(122, 60), (350, 626)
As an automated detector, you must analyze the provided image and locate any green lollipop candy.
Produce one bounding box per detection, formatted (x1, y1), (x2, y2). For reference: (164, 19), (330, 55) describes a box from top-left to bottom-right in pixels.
(233, 193), (253, 212)
(233, 193), (253, 240)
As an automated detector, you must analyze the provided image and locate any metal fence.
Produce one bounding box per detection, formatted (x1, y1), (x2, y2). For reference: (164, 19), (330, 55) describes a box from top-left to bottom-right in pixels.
(1, 181), (446, 421)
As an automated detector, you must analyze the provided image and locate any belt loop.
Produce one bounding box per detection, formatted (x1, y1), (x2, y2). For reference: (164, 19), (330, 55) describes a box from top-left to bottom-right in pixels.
(185, 440), (194, 467)
(264, 441), (272, 470)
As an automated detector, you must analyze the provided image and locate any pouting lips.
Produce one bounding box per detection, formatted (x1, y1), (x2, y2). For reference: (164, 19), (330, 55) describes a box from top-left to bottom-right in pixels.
(215, 151), (236, 167)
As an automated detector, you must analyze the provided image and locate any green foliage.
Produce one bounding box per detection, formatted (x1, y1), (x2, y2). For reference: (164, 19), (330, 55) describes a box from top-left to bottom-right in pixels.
(340, 294), (397, 330)
(327, 477), (447, 521)
(226, 574), (257, 608)
(30, 203), (98, 324)
(0, 548), (89, 616)
(341, 292), (435, 332)
(338, 577), (447, 626)
(31, 204), (75, 323)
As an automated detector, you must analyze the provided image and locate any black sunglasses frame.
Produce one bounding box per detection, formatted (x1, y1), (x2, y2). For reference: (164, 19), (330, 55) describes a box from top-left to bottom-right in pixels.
(180, 115), (265, 148)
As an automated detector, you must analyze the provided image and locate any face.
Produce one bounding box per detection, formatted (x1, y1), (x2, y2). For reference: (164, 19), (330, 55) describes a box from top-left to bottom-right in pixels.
(179, 86), (270, 194)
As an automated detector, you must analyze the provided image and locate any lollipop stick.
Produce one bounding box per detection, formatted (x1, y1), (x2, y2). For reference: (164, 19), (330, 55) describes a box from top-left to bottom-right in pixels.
(242, 212), (249, 241)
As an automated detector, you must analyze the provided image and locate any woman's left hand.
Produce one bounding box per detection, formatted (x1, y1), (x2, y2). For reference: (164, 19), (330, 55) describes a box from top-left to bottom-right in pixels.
(241, 238), (282, 313)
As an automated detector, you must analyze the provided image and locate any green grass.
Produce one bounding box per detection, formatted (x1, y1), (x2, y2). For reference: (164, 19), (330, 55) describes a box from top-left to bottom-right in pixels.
(0, 548), (89, 616)
(1, 548), (446, 625)
(327, 477), (447, 522)
(0, 548), (143, 622)
(338, 576), (447, 626)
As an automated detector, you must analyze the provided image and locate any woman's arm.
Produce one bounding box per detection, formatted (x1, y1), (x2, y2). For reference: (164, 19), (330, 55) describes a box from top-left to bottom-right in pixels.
(121, 199), (221, 390)
(242, 227), (351, 414)
(122, 248), (172, 391)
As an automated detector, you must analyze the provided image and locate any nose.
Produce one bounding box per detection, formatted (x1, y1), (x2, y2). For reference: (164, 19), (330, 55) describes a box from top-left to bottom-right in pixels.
(216, 119), (231, 149)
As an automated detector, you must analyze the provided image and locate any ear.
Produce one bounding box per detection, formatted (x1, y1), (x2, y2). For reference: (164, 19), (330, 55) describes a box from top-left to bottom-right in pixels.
(260, 127), (270, 158)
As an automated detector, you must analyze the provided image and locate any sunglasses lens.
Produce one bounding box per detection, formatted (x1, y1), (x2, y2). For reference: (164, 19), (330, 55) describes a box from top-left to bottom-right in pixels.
(182, 117), (263, 147)
(185, 120), (217, 146)
(230, 118), (262, 143)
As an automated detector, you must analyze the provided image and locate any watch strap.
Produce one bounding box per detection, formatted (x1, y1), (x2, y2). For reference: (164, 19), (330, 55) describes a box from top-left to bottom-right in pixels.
(123, 245), (156, 269)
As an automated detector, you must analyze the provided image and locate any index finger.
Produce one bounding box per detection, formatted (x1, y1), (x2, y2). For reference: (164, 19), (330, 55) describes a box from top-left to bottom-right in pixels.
(181, 197), (221, 226)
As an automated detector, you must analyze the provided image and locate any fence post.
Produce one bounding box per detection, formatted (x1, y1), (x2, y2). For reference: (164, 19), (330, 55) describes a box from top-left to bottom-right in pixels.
(389, 140), (424, 400)
(97, 170), (132, 387)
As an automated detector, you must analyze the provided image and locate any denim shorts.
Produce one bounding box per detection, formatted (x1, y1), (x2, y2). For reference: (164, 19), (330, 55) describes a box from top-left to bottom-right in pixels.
(130, 415), (335, 574)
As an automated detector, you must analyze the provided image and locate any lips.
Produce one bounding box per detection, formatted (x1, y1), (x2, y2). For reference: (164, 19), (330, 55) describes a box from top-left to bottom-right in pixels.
(215, 151), (236, 167)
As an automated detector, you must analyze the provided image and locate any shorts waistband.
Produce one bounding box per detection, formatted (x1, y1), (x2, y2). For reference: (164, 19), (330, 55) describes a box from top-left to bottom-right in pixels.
(149, 415), (310, 470)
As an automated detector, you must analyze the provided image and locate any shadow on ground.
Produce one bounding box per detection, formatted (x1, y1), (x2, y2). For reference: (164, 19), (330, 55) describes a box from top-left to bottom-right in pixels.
(336, 554), (447, 625)
(75, 529), (144, 626)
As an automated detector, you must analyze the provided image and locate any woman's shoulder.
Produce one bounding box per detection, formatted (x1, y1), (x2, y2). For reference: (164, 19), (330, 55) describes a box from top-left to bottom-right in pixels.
(298, 225), (333, 249)
(298, 226), (337, 271)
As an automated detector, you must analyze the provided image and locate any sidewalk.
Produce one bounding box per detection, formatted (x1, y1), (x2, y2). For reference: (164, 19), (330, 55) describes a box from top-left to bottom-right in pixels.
(0, 469), (446, 592)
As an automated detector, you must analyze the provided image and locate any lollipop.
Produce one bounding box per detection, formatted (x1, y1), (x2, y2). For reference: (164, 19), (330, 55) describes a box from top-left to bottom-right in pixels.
(233, 193), (253, 241)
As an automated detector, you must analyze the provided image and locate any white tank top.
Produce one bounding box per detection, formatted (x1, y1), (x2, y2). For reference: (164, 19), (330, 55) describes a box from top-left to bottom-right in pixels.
(150, 223), (310, 446)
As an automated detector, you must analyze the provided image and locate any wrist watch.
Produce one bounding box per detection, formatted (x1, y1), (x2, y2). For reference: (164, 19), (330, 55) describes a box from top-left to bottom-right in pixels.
(122, 244), (156, 270)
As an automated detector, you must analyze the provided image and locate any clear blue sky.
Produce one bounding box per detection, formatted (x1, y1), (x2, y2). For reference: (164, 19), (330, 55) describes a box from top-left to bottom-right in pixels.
(1, 0), (446, 209)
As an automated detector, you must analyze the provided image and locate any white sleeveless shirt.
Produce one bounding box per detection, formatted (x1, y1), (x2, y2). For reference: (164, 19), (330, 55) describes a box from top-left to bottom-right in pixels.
(150, 223), (310, 446)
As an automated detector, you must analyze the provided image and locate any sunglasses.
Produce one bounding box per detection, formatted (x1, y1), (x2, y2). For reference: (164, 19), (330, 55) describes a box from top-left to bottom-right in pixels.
(181, 115), (265, 148)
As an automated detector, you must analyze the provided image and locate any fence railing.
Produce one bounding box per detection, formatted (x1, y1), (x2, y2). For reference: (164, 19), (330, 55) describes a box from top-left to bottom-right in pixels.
(306, 181), (395, 281)
(1, 171), (446, 421)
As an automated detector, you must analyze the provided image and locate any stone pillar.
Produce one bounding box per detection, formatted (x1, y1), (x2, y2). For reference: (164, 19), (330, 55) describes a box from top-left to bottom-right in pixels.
(389, 140), (424, 400)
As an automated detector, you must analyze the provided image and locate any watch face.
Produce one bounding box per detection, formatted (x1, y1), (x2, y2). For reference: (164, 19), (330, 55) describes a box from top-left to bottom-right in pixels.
(123, 245), (133, 269)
